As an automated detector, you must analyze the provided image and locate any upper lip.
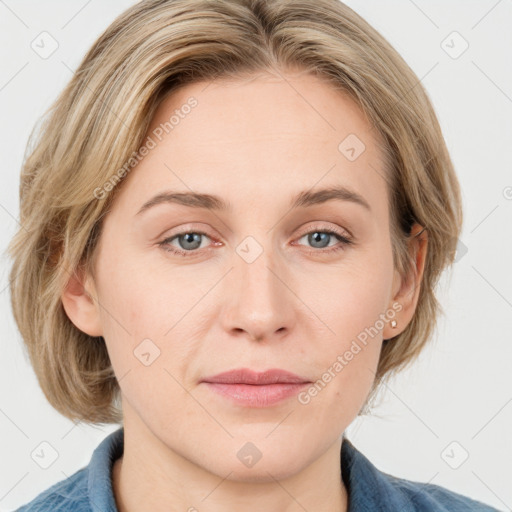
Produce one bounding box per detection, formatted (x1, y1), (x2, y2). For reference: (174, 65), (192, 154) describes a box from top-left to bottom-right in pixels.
(201, 368), (310, 385)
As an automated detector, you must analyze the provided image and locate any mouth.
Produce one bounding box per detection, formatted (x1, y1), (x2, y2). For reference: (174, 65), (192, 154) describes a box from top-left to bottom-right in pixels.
(200, 368), (311, 407)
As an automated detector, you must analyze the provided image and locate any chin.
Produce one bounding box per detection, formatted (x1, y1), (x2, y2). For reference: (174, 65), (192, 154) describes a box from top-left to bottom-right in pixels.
(196, 441), (310, 483)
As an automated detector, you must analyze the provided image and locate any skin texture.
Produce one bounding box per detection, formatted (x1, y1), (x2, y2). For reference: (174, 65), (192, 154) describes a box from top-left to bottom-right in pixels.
(62, 70), (427, 512)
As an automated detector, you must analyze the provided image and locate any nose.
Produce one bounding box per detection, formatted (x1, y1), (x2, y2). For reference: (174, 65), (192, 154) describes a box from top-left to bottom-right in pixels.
(219, 245), (296, 344)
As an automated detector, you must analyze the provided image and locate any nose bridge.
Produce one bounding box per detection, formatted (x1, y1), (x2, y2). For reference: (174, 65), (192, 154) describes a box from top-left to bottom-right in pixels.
(235, 235), (284, 309)
(221, 232), (294, 340)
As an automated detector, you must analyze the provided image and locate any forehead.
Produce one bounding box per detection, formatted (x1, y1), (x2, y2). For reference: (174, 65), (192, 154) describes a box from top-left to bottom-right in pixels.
(112, 72), (389, 216)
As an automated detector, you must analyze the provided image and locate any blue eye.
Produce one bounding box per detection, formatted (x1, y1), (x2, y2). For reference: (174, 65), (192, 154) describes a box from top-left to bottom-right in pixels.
(158, 227), (353, 258)
(297, 230), (351, 251)
(159, 231), (212, 256)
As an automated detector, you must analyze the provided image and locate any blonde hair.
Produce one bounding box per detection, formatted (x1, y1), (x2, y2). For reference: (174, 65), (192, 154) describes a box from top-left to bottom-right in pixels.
(8, 0), (462, 424)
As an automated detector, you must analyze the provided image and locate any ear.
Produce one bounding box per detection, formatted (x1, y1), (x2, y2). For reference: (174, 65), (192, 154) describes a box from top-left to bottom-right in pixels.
(61, 266), (103, 337)
(383, 223), (428, 339)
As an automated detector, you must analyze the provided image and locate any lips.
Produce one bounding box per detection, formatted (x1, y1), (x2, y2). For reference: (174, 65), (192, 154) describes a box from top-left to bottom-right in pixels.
(201, 368), (311, 407)
(201, 368), (310, 385)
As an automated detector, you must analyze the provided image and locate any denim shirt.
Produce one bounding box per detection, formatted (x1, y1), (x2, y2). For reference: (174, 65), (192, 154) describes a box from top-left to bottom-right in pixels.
(15, 427), (500, 511)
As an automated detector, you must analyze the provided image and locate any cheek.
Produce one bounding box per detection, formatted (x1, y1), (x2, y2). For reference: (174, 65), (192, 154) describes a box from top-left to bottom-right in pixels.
(316, 253), (392, 344)
(93, 253), (208, 384)
(96, 256), (174, 334)
(92, 256), (164, 376)
(306, 254), (392, 404)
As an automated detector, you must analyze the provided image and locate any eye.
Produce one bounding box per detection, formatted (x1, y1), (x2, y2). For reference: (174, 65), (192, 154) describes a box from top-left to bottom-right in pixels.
(294, 226), (354, 255)
(158, 230), (214, 257)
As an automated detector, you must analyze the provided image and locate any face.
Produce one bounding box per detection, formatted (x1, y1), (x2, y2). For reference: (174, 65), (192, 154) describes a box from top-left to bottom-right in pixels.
(66, 70), (423, 482)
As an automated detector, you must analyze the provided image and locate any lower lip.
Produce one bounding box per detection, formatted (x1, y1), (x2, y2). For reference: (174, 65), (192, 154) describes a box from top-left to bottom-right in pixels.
(203, 382), (310, 407)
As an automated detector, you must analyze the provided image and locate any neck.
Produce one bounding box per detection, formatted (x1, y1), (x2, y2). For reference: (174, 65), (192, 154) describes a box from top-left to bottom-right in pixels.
(112, 418), (348, 512)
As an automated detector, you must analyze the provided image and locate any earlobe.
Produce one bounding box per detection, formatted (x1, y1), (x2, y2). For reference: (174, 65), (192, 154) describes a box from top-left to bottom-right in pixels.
(61, 268), (103, 337)
(383, 224), (428, 339)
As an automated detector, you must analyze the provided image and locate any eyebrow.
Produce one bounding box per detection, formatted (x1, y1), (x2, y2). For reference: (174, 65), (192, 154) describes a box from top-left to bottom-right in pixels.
(135, 185), (371, 216)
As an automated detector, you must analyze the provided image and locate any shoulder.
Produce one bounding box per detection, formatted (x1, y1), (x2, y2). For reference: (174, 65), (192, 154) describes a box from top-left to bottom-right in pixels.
(383, 472), (500, 511)
(14, 427), (123, 511)
(15, 468), (91, 511)
(341, 437), (500, 511)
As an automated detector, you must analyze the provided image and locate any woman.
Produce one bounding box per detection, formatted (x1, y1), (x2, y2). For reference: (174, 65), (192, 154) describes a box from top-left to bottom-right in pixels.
(9, 0), (500, 510)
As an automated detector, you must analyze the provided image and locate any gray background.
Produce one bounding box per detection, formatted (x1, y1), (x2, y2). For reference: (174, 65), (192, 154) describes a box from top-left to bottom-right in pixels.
(1, 1), (511, 510)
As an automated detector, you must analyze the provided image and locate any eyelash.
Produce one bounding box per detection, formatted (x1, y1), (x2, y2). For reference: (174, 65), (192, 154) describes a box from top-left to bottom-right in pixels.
(158, 225), (354, 258)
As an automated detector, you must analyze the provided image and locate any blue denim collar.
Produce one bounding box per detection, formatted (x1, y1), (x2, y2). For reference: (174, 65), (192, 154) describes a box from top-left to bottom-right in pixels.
(340, 432), (412, 511)
(87, 426), (124, 511)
